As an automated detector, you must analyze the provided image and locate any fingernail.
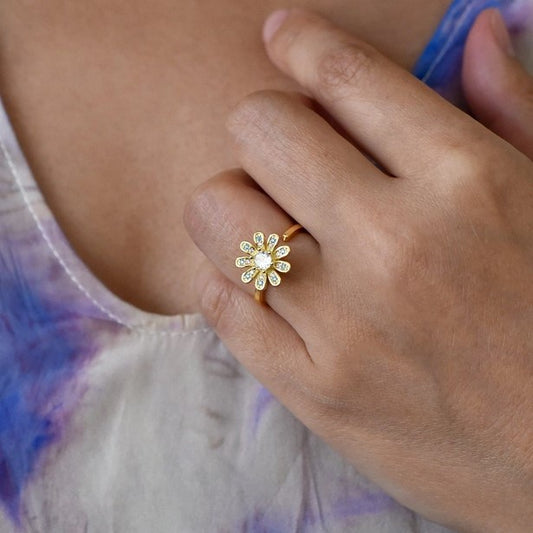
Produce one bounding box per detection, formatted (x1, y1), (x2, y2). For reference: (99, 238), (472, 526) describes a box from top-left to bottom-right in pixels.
(490, 9), (515, 56)
(263, 9), (290, 43)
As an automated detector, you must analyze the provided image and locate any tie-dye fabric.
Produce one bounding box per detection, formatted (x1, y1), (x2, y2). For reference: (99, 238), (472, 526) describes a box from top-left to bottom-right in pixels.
(414, 0), (533, 102)
(0, 3), (531, 532)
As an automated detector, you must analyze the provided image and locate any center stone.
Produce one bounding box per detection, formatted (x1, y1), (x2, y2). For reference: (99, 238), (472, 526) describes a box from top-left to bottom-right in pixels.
(254, 252), (272, 270)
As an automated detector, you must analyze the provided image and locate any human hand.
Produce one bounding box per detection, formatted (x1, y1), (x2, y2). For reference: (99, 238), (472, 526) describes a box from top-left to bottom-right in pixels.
(184, 9), (533, 533)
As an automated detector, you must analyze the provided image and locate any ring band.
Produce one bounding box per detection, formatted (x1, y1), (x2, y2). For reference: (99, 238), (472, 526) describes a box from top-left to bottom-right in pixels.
(235, 223), (305, 305)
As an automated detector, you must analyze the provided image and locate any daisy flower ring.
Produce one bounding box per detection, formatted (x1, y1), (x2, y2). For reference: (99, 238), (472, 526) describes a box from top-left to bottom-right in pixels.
(235, 223), (305, 305)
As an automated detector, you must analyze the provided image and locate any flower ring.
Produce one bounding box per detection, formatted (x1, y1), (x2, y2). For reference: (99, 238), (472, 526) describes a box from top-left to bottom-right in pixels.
(235, 224), (304, 304)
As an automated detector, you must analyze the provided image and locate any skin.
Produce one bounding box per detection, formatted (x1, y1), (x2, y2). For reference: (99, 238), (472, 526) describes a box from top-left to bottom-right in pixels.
(0, 0), (450, 315)
(463, 9), (533, 156)
(183, 9), (533, 533)
(0, 2), (531, 529)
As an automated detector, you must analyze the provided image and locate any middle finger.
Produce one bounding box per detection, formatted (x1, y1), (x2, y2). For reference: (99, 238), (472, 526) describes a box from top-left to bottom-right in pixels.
(263, 9), (485, 179)
(226, 90), (390, 243)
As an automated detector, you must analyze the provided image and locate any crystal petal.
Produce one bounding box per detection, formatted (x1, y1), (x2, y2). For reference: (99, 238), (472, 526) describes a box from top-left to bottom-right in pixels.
(241, 267), (258, 284)
(266, 234), (280, 253)
(274, 245), (290, 259)
(240, 241), (257, 255)
(255, 271), (267, 291)
(253, 232), (265, 249)
(274, 261), (291, 273)
(268, 270), (281, 286)
(235, 257), (253, 268)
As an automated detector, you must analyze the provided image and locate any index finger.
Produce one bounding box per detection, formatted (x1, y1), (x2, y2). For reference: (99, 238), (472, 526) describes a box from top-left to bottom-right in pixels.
(263, 9), (487, 179)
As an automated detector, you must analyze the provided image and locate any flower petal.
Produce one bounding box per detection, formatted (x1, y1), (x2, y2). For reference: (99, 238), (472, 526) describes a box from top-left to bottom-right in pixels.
(268, 270), (281, 286)
(235, 257), (253, 268)
(274, 261), (291, 273)
(253, 232), (265, 249)
(266, 234), (280, 253)
(240, 241), (257, 255)
(274, 245), (290, 259)
(241, 267), (258, 284)
(255, 271), (267, 291)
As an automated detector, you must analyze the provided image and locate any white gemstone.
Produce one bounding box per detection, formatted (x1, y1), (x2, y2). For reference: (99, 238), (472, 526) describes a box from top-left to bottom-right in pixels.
(254, 252), (272, 271)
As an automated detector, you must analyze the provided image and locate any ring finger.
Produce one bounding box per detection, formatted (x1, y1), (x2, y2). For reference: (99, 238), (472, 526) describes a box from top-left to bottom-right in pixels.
(184, 168), (325, 341)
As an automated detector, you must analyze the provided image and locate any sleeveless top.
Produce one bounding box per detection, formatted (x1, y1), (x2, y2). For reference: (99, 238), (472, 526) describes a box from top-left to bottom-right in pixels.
(1, 1), (532, 531)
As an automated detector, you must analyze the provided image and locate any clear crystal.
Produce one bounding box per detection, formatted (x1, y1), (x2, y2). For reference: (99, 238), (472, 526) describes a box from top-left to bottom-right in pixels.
(235, 257), (252, 268)
(254, 252), (272, 271)
(240, 241), (256, 255)
(268, 270), (281, 286)
(255, 272), (267, 291)
(241, 267), (258, 283)
(274, 261), (291, 273)
(253, 232), (265, 249)
(266, 234), (279, 252)
(274, 246), (290, 259)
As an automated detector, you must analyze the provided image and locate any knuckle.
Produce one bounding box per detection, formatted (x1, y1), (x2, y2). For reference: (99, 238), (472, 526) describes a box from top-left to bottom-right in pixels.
(183, 172), (230, 233)
(438, 129), (491, 179)
(513, 72), (533, 112)
(433, 139), (492, 200)
(183, 182), (213, 236)
(198, 274), (236, 333)
(446, 146), (487, 179)
(183, 170), (245, 242)
(226, 90), (282, 143)
(315, 43), (375, 99)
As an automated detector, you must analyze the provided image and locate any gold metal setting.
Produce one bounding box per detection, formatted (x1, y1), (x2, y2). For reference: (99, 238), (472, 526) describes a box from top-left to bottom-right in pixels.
(235, 224), (304, 305)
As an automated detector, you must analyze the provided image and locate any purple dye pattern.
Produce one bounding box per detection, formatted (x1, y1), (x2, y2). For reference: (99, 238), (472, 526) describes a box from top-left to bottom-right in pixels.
(234, 436), (400, 532)
(332, 489), (398, 519)
(239, 512), (289, 533)
(502, 0), (533, 31)
(233, 484), (399, 532)
(0, 238), (102, 526)
(251, 386), (275, 435)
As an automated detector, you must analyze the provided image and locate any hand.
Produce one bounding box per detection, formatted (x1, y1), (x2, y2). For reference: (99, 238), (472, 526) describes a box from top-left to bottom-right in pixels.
(184, 9), (533, 533)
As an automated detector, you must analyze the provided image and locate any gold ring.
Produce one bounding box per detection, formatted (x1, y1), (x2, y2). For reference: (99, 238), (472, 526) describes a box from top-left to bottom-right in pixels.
(235, 224), (305, 305)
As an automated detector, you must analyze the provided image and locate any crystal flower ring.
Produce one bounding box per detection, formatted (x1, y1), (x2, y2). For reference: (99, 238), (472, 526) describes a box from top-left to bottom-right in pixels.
(235, 224), (304, 304)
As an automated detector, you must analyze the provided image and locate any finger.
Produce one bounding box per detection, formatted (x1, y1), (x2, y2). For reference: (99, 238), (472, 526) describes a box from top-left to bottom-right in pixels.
(463, 9), (533, 160)
(226, 90), (390, 243)
(194, 258), (316, 411)
(183, 168), (324, 341)
(262, 9), (487, 178)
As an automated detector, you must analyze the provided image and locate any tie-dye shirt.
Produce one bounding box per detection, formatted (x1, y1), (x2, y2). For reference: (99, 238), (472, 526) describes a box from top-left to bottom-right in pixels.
(1, 2), (532, 532)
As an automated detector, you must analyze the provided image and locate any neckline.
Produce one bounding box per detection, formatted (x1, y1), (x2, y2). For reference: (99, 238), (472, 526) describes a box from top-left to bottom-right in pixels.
(0, 95), (210, 335)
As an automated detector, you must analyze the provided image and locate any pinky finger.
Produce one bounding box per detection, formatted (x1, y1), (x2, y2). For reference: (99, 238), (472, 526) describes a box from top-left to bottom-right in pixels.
(195, 259), (316, 405)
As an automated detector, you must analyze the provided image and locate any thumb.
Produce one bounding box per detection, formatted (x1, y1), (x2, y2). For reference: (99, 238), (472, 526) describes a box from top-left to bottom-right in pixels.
(463, 8), (533, 159)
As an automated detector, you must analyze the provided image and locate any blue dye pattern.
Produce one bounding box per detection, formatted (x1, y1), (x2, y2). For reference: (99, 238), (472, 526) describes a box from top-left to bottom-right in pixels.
(0, 242), (97, 525)
(414, 0), (506, 101)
